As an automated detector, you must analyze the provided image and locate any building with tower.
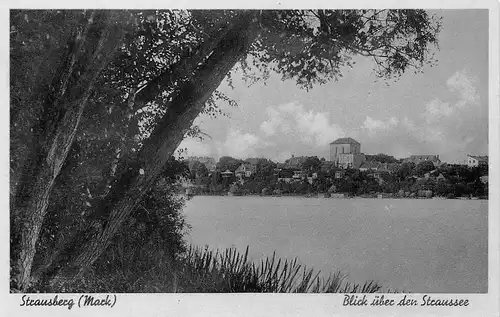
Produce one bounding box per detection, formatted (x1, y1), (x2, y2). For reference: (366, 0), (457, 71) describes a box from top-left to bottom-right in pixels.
(329, 137), (366, 169)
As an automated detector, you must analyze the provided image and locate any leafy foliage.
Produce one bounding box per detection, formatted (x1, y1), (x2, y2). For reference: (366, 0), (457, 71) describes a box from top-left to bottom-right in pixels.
(241, 10), (441, 90)
(188, 161), (210, 179)
(302, 156), (322, 171)
(415, 161), (435, 176)
(217, 156), (245, 172)
(365, 153), (398, 164)
(396, 162), (416, 180)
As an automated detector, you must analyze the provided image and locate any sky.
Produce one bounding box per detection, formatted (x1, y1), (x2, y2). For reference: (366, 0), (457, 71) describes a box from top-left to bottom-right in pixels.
(177, 9), (489, 164)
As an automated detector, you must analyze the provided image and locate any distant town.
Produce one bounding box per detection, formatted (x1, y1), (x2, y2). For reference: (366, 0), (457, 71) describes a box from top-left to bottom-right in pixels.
(177, 137), (488, 199)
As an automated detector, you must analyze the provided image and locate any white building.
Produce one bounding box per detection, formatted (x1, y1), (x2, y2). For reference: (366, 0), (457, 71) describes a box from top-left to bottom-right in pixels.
(467, 155), (488, 168)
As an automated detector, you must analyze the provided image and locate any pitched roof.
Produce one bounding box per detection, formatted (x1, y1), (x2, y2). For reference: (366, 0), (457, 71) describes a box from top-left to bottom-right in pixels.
(385, 163), (400, 171)
(330, 137), (360, 145)
(468, 155), (488, 162)
(285, 156), (307, 168)
(407, 155), (440, 162)
(245, 158), (261, 165)
(409, 155), (439, 159)
(235, 164), (245, 173)
(235, 162), (256, 173)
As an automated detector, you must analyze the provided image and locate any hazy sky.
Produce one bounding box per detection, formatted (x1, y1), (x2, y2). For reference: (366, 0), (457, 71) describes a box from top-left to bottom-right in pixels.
(178, 9), (489, 163)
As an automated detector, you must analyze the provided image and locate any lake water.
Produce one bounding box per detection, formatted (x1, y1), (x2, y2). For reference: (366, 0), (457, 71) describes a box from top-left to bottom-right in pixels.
(182, 196), (488, 293)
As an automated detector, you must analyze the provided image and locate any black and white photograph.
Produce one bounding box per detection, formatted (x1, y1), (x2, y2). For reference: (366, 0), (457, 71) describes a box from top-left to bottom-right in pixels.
(5, 3), (499, 317)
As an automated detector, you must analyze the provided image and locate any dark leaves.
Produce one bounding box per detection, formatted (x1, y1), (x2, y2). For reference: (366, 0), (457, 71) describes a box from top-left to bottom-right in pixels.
(242, 9), (441, 88)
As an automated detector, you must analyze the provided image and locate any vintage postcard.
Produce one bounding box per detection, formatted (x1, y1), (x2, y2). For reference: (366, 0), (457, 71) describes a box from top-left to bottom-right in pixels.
(3, 0), (499, 316)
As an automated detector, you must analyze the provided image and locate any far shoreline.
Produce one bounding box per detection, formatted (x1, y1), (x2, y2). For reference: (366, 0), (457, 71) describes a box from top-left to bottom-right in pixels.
(182, 193), (488, 200)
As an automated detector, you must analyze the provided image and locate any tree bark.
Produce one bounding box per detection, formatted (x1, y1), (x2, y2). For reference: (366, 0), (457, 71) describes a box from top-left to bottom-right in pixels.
(14, 11), (126, 291)
(48, 11), (258, 289)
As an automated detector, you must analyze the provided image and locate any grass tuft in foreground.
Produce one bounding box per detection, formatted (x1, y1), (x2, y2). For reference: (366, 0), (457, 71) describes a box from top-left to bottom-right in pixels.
(176, 245), (383, 293)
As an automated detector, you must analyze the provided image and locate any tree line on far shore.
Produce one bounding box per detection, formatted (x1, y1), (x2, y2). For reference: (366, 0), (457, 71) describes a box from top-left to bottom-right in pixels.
(184, 156), (488, 199)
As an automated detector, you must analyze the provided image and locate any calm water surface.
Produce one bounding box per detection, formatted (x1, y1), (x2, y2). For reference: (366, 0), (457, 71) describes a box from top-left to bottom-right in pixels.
(182, 196), (488, 293)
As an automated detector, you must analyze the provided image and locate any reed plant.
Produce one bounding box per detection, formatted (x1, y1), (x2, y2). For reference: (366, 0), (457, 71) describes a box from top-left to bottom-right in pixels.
(176, 245), (383, 293)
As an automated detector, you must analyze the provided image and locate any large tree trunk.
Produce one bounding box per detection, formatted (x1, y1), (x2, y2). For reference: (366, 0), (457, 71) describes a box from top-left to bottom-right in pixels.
(13, 11), (126, 291)
(48, 12), (258, 289)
